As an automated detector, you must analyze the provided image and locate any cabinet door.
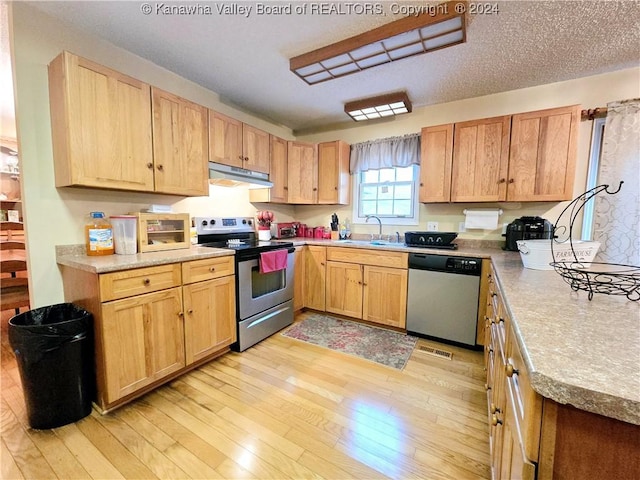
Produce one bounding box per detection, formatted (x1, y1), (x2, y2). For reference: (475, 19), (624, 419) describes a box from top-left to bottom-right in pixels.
(304, 245), (326, 310)
(242, 125), (270, 174)
(293, 246), (305, 312)
(152, 88), (208, 196)
(362, 266), (407, 328)
(48, 51), (154, 191)
(451, 116), (511, 202)
(101, 288), (185, 404)
(500, 381), (537, 480)
(287, 141), (318, 204)
(209, 110), (243, 168)
(326, 261), (363, 318)
(317, 141), (350, 205)
(419, 124), (453, 203)
(507, 105), (579, 201)
(269, 135), (288, 203)
(183, 276), (236, 365)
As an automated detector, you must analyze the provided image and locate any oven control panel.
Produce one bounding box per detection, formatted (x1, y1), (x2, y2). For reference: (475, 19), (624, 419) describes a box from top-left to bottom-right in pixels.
(194, 216), (254, 234)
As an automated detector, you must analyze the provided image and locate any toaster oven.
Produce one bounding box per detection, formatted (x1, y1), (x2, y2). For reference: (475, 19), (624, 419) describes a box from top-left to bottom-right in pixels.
(270, 222), (296, 239)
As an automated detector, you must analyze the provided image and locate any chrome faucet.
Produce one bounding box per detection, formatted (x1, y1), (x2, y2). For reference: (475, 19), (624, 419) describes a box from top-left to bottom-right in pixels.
(365, 215), (382, 238)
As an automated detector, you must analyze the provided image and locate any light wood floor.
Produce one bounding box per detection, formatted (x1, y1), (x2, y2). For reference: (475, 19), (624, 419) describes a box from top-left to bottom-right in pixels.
(1, 310), (490, 479)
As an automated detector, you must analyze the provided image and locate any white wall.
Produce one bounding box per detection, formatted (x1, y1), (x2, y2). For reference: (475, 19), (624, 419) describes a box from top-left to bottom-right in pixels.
(10, 1), (640, 308)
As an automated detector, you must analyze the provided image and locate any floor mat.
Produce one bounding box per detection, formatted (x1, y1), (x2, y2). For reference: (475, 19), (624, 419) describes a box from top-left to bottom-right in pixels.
(282, 313), (417, 370)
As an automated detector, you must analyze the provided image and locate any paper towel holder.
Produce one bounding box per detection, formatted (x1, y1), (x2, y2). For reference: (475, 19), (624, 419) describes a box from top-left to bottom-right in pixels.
(462, 209), (503, 216)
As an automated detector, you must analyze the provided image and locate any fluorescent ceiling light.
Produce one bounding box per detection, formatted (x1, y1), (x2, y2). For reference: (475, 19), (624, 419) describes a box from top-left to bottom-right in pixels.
(290, 1), (466, 85)
(344, 92), (412, 122)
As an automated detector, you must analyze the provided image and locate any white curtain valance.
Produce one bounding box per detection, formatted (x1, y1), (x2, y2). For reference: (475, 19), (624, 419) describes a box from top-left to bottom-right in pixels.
(350, 133), (420, 174)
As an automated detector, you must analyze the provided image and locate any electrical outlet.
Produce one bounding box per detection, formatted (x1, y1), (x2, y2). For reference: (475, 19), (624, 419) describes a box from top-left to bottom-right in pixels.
(459, 222), (466, 232)
(427, 221), (438, 231)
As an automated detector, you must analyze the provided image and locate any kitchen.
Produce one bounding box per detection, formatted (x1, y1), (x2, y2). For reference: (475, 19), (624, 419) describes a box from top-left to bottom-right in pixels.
(2, 1), (640, 479)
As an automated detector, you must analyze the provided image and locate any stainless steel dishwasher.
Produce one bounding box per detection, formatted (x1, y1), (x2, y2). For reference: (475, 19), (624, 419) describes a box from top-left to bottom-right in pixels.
(406, 253), (481, 348)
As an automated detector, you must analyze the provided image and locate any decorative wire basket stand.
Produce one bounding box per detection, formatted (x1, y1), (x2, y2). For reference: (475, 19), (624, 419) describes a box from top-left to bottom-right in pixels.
(550, 182), (640, 301)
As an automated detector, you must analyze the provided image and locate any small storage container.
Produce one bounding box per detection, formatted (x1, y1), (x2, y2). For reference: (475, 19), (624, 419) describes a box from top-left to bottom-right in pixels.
(516, 239), (600, 270)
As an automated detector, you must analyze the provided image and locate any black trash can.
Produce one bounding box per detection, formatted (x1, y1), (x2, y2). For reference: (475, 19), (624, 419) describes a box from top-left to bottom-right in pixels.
(8, 303), (95, 429)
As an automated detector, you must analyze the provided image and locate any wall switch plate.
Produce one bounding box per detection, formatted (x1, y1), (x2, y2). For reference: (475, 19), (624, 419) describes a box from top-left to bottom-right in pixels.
(459, 222), (466, 232)
(427, 221), (438, 231)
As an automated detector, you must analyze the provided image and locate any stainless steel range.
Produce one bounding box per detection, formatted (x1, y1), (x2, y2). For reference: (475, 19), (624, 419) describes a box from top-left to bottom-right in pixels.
(194, 216), (295, 351)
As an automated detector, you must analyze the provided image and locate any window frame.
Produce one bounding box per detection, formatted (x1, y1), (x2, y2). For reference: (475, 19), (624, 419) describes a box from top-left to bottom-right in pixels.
(351, 165), (420, 226)
(581, 117), (606, 241)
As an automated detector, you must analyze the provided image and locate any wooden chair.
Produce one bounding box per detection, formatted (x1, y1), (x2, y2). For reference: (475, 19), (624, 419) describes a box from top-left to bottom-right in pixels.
(1, 222), (30, 314)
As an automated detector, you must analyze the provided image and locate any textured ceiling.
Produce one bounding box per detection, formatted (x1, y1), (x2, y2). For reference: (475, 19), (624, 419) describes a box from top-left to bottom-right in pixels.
(27, 1), (640, 133)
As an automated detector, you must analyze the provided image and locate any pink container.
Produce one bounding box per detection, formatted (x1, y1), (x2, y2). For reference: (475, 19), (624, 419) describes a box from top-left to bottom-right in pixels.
(314, 227), (324, 239)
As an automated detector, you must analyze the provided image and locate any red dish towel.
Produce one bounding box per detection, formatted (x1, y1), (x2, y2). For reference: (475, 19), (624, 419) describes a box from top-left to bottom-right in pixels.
(259, 249), (288, 273)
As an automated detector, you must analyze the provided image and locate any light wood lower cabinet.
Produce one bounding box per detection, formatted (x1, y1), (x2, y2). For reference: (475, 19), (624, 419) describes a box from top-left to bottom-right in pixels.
(101, 287), (185, 404)
(293, 246), (305, 311)
(61, 255), (236, 412)
(182, 275), (235, 365)
(304, 245), (326, 310)
(326, 247), (408, 328)
(485, 263), (640, 479)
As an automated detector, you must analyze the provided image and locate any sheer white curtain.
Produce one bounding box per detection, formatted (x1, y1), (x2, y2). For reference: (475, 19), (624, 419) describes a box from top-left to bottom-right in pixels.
(350, 133), (420, 173)
(593, 99), (640, 265)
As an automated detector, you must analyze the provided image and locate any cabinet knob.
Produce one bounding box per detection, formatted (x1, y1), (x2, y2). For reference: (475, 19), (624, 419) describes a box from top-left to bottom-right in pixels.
(238, 155), (244, 161)
(143, 278), (151, 285)
(146, 162), (153, 169)
(485, 383), (491, 391)
(313, 187), (317, 191)
(491, 414), (503, 426)
(209, 267), (216, 272)
(178, 311), (184, 317)
(157, 164), (164, 171)
(498, 317), (504, 324)
(284, 186), (288, 190)
(490, 403), (501, 414)
(334, 186), (338, 190)
(498, 178), (506, 184)
(244, 156), (249, 162)
(509, 178), (514, 184)
(187, 309), (193, 314)
(506, 364), (519, 377)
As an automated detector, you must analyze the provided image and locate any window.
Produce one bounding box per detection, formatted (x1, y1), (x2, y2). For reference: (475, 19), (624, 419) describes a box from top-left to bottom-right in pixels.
(581, 117), (606, 240)
(353, 165), (419, 226)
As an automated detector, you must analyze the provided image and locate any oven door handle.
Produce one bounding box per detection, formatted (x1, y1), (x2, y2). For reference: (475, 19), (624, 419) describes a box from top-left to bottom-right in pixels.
(238, 247), (295, 262)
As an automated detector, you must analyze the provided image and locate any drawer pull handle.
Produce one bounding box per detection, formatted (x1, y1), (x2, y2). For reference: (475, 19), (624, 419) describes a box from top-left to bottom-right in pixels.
(491, 415), (503, 426)
(143, 278), (151, 286)
(490, 403), (501, 414)
(485, 383), (490, 391)
(209, 267), (216, 272)
(506, 364), (519, 377)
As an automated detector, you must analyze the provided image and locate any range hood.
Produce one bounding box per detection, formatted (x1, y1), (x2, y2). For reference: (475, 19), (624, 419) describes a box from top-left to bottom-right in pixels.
(208, 162), (273, 189)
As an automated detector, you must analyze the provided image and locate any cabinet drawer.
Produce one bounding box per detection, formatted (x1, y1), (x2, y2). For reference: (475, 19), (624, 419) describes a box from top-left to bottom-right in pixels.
(182, 256), (235, 284)
(100, 264), (182, 301)
(506, 325), (543, 463)
(327, 247), (407, 268)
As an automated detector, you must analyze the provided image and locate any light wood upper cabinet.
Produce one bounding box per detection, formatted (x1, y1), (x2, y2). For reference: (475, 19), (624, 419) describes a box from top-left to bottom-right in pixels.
(209, 111), (270, 173)
(48, 51), (154, 191)
(152, 88), (208, 196)
(420, 124), (453, 203)
(287, 141), (318, 204)
(242, 124), (270, 173)
(317, 140), (351, 205)
(101, 287), (185, 404)
(451, 115), (511, 202)
(268, 135), (288, 203)
(209, 110), (243, 168)
(507, 105), (579, 201)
